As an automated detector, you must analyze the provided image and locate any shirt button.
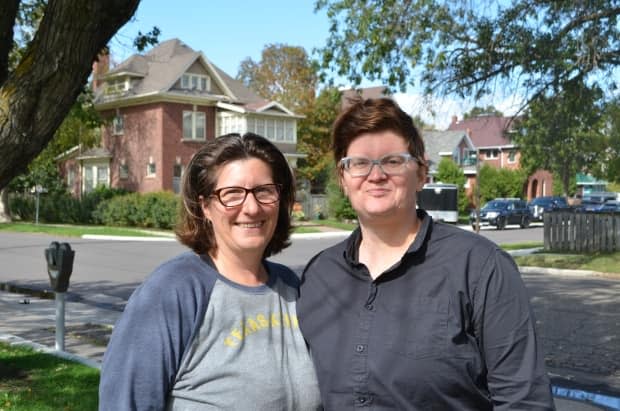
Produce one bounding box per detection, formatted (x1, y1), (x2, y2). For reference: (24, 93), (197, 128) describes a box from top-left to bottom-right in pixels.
(365, 303), (374, 310)
(355, 344), (365, 352)
(357, 396), (367, 404)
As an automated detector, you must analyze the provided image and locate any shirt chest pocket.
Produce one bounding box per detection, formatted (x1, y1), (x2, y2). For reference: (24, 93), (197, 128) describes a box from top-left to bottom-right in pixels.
(383, 297), (448, 359)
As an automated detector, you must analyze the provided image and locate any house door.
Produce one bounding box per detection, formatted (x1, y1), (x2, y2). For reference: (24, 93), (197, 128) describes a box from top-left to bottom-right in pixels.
(172, 164), (183, 194)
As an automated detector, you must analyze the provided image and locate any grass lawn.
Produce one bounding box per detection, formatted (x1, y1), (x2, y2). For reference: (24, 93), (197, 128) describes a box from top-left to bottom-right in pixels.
(0, 222), (166, 238)
(0, 342), (99, 411)
(0, 220), (357, 237)
(513, 250), (620, 276)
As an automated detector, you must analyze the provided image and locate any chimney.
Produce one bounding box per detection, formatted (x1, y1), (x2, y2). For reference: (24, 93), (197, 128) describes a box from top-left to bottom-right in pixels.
(451, 115), (458, 125)
(92, 47), (110, 91)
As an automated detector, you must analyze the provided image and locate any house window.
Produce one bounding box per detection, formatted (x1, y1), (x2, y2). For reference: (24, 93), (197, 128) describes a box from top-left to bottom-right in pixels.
(183, 110), (206, 139)
(181, 74), (210, 91)
(105, 78), (128, 94)
(67, 168), (75, 187)
(119, 163), (129, 179)
(247, 117), (255, 133)
(507, 150), (516, 163)
(485, 149), (499, 159)
(147, 158), (156, 177)
(266, 119), (275, 140)
(113, 114), (124, 135)
(285, 121), (294, 142)
(276, 120), (285, 141)
(82, 163), (109, 193)
(256, 118), (265, 136)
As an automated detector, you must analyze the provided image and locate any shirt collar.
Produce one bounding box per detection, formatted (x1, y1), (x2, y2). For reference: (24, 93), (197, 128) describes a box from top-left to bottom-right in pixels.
(343, 209), (432, 266)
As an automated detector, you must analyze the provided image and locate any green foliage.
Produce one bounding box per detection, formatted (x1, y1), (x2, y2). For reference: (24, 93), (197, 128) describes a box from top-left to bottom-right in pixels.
(435, 158), (469, 213)
(325, 168), (356, 221)
(603, 98), (620, 184)
(463, 105), (503, 119)
(552, 172), (577, 197)
(94, 192), (180, 229)
(0, 342), (99, 410)
(515, 79), (607, 196)
(236, 44), (318, 113)
(8, 186), (127, 224)
(478, 164), (528, 203)
(297, 87), (342, 193)
(316, 0), (620, 108)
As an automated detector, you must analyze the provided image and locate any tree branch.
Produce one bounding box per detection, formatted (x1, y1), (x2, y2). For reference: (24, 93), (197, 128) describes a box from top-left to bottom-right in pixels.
(0, 0), (19, 86)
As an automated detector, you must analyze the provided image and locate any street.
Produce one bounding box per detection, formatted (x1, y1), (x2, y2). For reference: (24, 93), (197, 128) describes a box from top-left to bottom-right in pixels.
(0, 228), (618, 408)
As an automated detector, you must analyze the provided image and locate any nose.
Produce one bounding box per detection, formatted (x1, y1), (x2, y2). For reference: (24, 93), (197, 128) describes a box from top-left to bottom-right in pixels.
(366, 162), (387, 180)
(241, 191), (262, 214)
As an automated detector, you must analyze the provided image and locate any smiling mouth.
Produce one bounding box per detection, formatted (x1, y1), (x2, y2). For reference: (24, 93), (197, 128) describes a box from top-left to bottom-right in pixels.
(237, 222), (265, 228)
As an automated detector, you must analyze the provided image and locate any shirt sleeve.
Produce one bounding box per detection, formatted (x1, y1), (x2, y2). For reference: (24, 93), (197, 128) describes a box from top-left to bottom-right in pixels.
(99, 258), (212, 411)
(473, 249), (555, 410)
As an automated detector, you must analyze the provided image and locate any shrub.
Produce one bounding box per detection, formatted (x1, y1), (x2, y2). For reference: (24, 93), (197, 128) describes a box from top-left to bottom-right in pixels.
(326, 174), (356, 221)
(94, 191), (180, 229)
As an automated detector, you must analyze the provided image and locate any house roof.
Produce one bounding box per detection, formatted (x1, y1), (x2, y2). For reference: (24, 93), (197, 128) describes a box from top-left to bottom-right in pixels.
(447, 114), (518, 148)
(75, 147), (112, 160)
(95, 38), (295, 115)
(422, 130), (473, 171)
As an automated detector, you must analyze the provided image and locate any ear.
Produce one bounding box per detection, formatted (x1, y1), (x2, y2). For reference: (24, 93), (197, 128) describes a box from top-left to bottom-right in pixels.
(338, 171), (349, 196)
(415, 163), (427, 192)
(199, 195), (212, 221)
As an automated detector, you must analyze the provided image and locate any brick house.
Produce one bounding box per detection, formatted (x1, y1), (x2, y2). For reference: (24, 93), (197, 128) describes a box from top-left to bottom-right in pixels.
(60, 39), (304, 196)
(446, 114), (554, 201)
(421, 129), (476, 186)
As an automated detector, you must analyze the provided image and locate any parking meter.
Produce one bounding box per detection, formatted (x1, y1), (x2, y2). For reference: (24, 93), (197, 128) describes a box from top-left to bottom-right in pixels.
(44, 242), (75, 351)
(45, 242), (75, 292)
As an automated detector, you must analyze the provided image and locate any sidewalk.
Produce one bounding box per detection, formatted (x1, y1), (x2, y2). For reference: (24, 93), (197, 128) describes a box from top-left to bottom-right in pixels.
(0, 288), (119, 368)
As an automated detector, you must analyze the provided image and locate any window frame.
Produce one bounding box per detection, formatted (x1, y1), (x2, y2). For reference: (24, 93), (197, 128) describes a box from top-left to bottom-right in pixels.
(183, 109), (206, 140)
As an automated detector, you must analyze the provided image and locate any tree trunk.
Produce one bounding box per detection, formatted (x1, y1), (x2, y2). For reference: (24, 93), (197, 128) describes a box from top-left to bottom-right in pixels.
(0, 188), (10, 222)
(0, 0), (140, 190)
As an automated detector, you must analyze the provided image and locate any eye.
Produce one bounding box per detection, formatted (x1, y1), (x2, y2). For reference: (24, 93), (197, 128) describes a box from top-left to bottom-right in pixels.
(349, 158), (371, 169)
(219, 187), (245, 200)
(382, 155), (406, 166)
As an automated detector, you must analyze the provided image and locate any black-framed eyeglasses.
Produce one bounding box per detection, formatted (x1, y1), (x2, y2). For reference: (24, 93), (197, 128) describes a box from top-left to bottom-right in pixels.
(339, 153), (419, 177)
(211, 183), (282, 207)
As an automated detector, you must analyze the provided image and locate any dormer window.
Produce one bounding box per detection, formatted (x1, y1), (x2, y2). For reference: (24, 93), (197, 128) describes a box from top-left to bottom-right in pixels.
(105, 78), (129, 94)
(181, 74), (210, 91)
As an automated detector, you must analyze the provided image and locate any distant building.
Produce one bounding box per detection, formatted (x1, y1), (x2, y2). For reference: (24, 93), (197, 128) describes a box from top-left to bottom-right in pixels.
(59, 39), (305, 197)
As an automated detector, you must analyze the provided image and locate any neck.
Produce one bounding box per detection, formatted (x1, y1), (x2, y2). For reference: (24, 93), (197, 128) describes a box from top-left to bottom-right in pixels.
(209, 249), (267, 286)
(358, 215), (421, 279)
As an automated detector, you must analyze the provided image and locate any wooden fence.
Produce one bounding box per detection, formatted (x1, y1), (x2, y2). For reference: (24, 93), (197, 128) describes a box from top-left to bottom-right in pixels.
(544, 210), (620, 252)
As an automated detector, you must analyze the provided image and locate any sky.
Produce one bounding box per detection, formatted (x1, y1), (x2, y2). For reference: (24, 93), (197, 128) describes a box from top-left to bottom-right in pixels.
(111, 0), (518, 130)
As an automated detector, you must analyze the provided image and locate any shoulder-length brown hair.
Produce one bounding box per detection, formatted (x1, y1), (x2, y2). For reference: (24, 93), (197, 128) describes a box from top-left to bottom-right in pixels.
(175, 133), (295, 257)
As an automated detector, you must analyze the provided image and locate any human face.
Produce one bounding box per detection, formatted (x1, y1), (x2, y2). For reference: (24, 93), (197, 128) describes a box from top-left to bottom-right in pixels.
(202, 158), (279, 259)
(340, 131), (425, 221)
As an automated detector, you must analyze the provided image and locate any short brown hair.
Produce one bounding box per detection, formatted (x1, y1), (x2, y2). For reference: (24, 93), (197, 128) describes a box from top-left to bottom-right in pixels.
(332, 97), (425, 165)
(175, 133), (295, 257)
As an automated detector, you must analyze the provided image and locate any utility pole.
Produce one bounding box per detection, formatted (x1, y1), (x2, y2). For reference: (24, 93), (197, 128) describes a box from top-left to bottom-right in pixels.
(474, 147), (481, 233)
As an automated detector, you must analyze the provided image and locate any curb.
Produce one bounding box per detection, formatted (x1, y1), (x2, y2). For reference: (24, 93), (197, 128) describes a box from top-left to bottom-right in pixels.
(83, 231), (353, 242)
(0, 333), (101, 369)
(519, 266), (610, 277)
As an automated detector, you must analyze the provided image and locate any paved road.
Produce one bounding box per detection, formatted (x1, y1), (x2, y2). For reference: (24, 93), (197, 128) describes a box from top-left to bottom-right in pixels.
(0, 229), (618, 409)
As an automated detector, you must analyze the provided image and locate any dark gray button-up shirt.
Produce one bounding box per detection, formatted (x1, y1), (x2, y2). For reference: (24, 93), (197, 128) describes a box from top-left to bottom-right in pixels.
(298, 211), (555, 410)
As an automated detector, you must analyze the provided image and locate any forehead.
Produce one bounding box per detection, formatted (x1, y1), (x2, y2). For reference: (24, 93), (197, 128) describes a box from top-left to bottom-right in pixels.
(346, 131), (408, 156)
(214, 158), (274, 187)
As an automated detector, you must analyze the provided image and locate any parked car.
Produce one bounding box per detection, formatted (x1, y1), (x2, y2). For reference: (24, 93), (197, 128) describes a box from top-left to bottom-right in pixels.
(527, 196), (570, 222)
(592, 200), (620, 213)
(470, 198), (532, 230)
(576, 192), (618, 212)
